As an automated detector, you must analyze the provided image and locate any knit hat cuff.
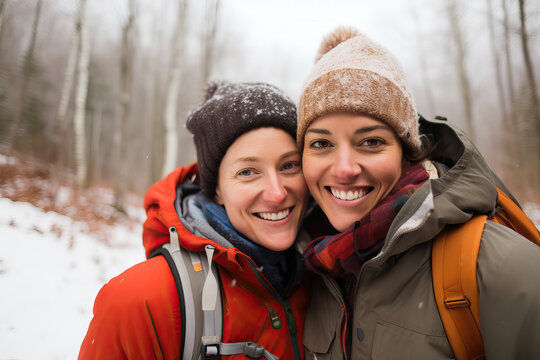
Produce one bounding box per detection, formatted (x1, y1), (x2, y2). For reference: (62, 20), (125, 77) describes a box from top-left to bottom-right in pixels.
(297, 68), (421, 151)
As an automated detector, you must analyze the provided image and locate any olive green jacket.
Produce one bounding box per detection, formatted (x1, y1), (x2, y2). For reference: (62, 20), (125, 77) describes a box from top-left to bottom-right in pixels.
(303, 118), (540, 359)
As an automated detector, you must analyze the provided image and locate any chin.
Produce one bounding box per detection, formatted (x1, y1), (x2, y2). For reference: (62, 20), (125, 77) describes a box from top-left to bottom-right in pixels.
(261, 236), (296, 252)
(328, 217), (357, 233)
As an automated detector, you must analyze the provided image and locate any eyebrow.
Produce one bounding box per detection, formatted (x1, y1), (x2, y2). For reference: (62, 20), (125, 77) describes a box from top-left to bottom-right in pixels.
(306, 125), (392, 136)
(233, 150), (300, 165)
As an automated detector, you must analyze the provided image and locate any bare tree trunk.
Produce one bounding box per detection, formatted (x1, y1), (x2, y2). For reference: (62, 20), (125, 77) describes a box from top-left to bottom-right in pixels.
(518, 0), (540, 189)
(486, 0), (508, 117)
(161, 0), (187, 178)
(518, 0), (540, 133)
(74, 0), (90, 189)
(55, 31), (79, 141)
(148, 2), (165, 185)
(0, 0), (5, 44)
(201, 0), (219, 84)
(113, 0), (137, 211)
(49, 1), (83, 205)
(8, 0), (42, 153)
(447, 0), (475, 141)
(501, 0), (516, 115)
(409, 3), (435, 117)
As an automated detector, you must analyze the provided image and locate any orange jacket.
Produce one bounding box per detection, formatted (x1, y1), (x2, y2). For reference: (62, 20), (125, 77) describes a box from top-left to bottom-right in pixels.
(78, 163), (310, 359)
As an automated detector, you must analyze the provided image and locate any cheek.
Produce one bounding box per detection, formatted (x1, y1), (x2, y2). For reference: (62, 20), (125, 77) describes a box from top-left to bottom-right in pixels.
(302, 156), (322, 190)
(373, 155), (403, 188)
(220, 185), (249, 215)
(290, 175), (308, 199)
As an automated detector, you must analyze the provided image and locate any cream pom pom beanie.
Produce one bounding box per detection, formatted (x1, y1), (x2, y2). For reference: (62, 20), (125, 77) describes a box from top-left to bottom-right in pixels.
(297, 27), (421, 152)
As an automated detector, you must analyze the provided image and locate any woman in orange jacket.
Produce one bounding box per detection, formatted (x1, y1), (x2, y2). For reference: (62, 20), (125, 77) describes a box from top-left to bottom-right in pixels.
(78, 81), (312, 360)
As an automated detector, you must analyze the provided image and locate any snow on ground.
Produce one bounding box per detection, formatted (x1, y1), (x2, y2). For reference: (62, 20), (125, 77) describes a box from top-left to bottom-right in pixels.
(1, 194), (539, 360)
(0, 198), (145, 360)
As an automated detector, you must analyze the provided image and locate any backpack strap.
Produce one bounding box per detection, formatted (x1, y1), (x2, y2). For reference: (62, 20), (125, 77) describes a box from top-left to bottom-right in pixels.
(432, 215), (486, 360)
(153, 227), (279, 360)
(493, 188), (540, 245)
(163, 227), (208, 360)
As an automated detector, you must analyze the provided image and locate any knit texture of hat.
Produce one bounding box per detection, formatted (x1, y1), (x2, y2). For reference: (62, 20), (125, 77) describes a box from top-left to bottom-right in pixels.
(297, 27), (421, 152)
(186, 81), (297, 198)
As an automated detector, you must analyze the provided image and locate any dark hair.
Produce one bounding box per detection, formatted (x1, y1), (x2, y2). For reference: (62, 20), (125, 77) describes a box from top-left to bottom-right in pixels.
(402, 134), (434, 163)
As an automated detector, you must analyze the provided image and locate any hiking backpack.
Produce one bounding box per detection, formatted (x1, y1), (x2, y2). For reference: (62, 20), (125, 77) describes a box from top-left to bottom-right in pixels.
(432, 187), (540, 360)
(149, 226), (279, 360)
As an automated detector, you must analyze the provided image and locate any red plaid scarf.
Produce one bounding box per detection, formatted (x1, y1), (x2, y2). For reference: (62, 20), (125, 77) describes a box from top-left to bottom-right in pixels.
(304, 163), (429, 279)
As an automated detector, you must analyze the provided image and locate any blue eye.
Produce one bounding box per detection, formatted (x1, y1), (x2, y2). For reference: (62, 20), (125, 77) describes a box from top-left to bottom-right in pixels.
(237, 169), (254, 177)
(281, 161), (300, 172)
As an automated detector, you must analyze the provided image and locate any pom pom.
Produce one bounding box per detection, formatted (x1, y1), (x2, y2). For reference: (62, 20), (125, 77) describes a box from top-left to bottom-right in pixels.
(315, 26), (359, 62)
(204, 81), (224, 101)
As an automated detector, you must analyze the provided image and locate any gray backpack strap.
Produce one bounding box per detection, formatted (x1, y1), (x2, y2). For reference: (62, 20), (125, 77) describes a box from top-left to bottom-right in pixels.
(199, 245), (223, 359)
(166, 227), (279, 360)
(164, 227), (206, 360)
(219, 342), (279, 360)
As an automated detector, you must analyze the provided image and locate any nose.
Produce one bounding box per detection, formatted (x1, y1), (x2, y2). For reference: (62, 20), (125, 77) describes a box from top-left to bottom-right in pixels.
(332, 146), (361, 181)
(262, 172), (287, 204)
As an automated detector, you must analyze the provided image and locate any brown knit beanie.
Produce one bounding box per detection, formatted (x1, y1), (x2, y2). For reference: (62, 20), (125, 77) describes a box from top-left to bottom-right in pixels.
(186, 81), (297, 198)
(297, 27), (421, 152)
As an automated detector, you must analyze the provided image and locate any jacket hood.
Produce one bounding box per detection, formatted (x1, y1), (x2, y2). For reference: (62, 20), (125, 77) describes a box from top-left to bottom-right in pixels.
(380, 117), (502, 258)
(142, 163), (234, 258)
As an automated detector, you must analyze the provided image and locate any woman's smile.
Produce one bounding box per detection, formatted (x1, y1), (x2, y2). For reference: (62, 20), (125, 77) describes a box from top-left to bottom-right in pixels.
(302, 114), (403, 231)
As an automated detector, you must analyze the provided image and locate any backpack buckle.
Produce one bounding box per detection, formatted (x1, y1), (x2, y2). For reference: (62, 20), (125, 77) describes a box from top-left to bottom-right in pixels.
(201, 336), (220, 360)
(444, 296), (470, 309)
(243, 342), (265, 358)
(200, 343), (219, 360)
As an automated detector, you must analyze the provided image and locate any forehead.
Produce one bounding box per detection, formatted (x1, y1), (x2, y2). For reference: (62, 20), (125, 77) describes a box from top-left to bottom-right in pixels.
(308, 113), (392, 133)
(221, 127), (298, 165)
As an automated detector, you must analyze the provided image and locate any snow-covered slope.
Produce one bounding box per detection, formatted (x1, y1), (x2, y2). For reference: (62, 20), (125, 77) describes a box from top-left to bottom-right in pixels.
(1, 195), (539, 360)
(0, 198), (145, 360)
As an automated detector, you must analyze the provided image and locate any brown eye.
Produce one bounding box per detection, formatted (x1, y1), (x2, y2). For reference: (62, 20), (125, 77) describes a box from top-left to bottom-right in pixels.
(310, 139), (332, 149)
(361, 138), (384, 147)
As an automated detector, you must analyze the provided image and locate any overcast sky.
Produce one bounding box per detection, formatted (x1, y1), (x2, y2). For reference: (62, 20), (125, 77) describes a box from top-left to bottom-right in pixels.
(84, 0), (441, 101)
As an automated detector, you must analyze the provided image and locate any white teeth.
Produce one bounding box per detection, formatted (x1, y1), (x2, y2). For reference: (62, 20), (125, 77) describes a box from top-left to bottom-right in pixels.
(257, 208), (290, 221)
(331, 188), (367, 201)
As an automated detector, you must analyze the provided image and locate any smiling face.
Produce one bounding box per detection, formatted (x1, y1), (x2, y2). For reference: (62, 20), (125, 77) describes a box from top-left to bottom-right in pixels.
(302, 113), (404, 232)
(215, 127), (308, 251)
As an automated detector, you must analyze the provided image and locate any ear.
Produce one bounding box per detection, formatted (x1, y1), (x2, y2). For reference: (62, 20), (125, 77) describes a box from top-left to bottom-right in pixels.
(214, 187), (224, 205)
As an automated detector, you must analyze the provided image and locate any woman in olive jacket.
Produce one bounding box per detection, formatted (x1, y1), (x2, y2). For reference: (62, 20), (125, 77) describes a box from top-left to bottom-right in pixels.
(296, 27), (540, 359)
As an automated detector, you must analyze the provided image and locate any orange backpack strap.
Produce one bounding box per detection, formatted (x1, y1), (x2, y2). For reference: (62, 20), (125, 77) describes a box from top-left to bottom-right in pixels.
(493, 188), (540, 245)
(432, 215), (487, 360)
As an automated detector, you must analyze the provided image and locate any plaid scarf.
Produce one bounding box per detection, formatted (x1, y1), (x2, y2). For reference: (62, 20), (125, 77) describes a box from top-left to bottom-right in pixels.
(304, 163), (429, 279)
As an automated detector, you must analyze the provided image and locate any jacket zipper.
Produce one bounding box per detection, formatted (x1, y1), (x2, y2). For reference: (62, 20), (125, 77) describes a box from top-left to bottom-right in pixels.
(349, 191), (434, 358)
(247, 261), (301, 360)
(321, 275), (349, 360)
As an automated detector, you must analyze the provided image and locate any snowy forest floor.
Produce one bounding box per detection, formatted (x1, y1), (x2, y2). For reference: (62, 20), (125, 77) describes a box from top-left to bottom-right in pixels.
(1, 153), (539, 360)
(0, 154), (145, 359)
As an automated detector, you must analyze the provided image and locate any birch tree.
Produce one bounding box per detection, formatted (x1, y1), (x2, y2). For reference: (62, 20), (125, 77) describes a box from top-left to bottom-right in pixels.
(73, 0), (90, 188)
(113, 0), (137, 211)
(501, 0), (516, 116)
(49, 0), (84, 204)
(161, 0), (187, 178)
(147, 1), (166, 184)
(8, 0), (42, 153)
(202, 0), (219, 84)
(409, 3), (435, 117)
(0, 0), (5, 43)
(447, 0), (475, 141)
(518, 0), (540, 135)
(517, 0), (540, 188)
(486, 0), (508, 117)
